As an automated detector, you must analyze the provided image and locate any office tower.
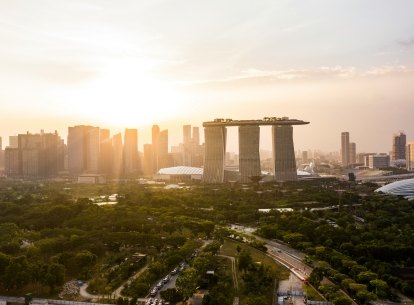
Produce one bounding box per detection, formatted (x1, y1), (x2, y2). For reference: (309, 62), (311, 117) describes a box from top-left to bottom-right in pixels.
(239, 125), (261, 183)
(368, 154), (390, 169)
(123, 128), (138, 176)
(302, 151), (308, 164)
(407, 142), (414, 171)
(341, 132), (350, 167)
(192, 127), (200, 146)
(99, 129), (112, 175)
(349, 142), (356, 164)
(9, 136), (18, 148)
(143, 144), (154, 175)
(203, 126), (227, 183)
(183, 125), (192, 166)
(157, 129), (169, 169)
(272, 125), (297, 181)
(392, 132), (406, 160)
(152, 125), (160, 148)
(112, 133), (123, 177)
(5, 148), (19, 176)
(67, 125), (100, 176)
(0, 136), (3, 168)
(3, 131), (62, 178)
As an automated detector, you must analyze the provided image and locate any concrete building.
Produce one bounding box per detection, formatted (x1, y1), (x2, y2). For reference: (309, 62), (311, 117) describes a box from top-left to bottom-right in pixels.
(392, 132), (406, 160)
(112, 133), (123, 177)
(3, 131), (62, 178)
(68, 125), (100, 176)
(368, 154), (390, 169)
(123, 128), (138, 176)
(203, 117), (308, 183)
(99, 129), (112, 175)
(0, 136), (3, 169)
(203, 126), (227, 183)
(5, 148), (19, 176)
(239, 125), (261, 183)
(341, 132), (350, 167)
(407, 142), (414, 171)
(349, 142), (356, 164)
(272, 125), (297, 181)
(9, 136), (18, 148)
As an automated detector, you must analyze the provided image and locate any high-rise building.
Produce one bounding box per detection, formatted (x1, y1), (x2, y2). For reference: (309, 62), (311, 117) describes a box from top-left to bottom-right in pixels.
(112, 133), (123, 177)
(143, 144), (154, 175)
(99, 129), (112, 175)
(302, 151), (308, 164)
(407, 142), (414, 171)
(157, 129), (169, 169)
(67, 125), (100, 176)
(272, 125), (297, 181)
(0, 136), (3, 169)
(3, 131), (62, 178)
(392, 132), (406, 160)
(203, 126), (227, 183)
(239, 125), (261, 183)
(183, 125), (192, 166)
(192, 127), (200, 146)
(5, 148), (19, 176)
(368, 154), (390, 169)
(349, 142), (356, 164)
(9, 136), (18, 148)
(341, 132), (350, 167)
(123, 128), (138, 176)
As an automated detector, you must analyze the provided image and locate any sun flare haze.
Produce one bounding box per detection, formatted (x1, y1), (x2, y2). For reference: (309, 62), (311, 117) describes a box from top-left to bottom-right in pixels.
(0, 0), (414, 152)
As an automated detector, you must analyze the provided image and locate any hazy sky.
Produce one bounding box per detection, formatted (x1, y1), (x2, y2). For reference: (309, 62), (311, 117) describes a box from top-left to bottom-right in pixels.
(1, 0), (414, 153)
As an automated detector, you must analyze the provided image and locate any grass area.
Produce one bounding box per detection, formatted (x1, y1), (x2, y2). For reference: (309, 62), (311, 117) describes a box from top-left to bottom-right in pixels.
(304, 284), (325, 301)
(219, 238), (290, 280)
(219, 238), (290, 305)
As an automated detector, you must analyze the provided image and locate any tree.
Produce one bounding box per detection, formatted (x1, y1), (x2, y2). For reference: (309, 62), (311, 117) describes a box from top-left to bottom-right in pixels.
(45, 263), (65, 292)
(333, 296), (352, 305)
(160, 288), (184, 304)
(176, 268), (198, 301)
(238, 250), (252, 273)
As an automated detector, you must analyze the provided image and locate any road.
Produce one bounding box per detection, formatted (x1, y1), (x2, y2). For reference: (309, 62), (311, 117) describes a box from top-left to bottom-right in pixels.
(230, 225), (360, 305)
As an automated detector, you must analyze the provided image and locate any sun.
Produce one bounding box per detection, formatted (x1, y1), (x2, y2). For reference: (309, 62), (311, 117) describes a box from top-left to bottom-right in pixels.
(63, 60), (183, 127)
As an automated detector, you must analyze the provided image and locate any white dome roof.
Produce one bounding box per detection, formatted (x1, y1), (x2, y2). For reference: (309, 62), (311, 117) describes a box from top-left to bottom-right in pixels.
(157, 166), (203, 175)
(375, 178), (414, 199)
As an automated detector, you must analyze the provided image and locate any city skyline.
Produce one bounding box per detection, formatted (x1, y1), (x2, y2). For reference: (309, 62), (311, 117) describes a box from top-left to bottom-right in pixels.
(1, 1), (414, 152)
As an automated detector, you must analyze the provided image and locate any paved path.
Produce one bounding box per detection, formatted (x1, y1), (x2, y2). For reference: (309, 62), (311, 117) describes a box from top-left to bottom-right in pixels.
(218, 255), (238, 290)
(79, 265), (149, 300)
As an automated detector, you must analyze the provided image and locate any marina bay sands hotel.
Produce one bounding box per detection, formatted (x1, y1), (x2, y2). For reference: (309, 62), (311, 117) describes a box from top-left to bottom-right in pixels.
(202, 117), (309, 183)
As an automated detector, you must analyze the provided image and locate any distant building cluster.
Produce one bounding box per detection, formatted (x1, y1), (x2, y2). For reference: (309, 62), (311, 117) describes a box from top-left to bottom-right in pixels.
(340, 131), (412, 170)
(0, 124), (204, 180)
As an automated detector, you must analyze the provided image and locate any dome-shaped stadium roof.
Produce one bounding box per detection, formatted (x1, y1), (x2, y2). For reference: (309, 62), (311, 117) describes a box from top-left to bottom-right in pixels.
(157, 166), (203, 175)
(375, 178), (414, 200)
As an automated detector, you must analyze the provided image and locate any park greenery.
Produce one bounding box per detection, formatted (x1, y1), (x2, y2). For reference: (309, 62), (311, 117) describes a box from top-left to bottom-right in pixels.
(0, 178), (413, 304)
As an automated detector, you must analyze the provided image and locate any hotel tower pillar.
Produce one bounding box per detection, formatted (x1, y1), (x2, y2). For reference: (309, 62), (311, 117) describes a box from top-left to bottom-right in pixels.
(203, 126), (227, 183)
(239, 125), (261, 183)
(272, 125), (297, 181)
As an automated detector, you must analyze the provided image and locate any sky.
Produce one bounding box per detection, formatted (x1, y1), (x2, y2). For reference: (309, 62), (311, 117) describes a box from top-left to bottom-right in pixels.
(1, 0), (414, 153)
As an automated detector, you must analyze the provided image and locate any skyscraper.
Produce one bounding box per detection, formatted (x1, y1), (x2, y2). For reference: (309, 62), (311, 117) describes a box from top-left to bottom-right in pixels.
(341, 132), (350, 167)
(67, 125), (100, 176)
(123, 128), (138, 176)
(239, 125), (261, 183)
(203, 126), (227, 183)
(99, 129), (112, 175)
(407, 142), (414, 171)
(3, 131), (62, 178)
(112, 133), (123, 177)
(392, 132), (406, 160)
(272, 125), (297, 181)
(349, 142), (356, 164)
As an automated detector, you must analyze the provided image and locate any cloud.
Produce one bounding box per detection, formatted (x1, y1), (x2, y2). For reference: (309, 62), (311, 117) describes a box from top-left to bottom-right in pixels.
(181, 65), (414, 90)
(399, 38), (414, 47)
(0, 60), (98, 85)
